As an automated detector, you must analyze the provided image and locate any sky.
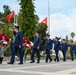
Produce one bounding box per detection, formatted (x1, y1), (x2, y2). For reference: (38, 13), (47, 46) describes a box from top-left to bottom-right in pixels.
(0, 0), (76, 39)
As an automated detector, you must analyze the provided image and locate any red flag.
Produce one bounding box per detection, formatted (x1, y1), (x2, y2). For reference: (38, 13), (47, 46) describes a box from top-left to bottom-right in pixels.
(6, 11), (14, 22)
(40, 17), (48, 25)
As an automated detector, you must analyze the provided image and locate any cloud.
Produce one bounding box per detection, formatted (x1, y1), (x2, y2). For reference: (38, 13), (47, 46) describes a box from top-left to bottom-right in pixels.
(48, 8), (76, 38)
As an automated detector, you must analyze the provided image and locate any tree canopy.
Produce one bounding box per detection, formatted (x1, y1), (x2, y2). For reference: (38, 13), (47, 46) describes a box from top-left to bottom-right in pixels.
(19, 0), (38, 39)
(0, 5), (14, 38)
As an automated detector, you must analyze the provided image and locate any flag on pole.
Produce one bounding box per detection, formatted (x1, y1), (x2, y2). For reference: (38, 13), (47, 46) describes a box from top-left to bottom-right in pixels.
(40, 17), (48, 25)
(6, 11), (14, 22)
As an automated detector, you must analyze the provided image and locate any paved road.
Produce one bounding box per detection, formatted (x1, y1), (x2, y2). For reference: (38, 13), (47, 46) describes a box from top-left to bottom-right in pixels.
(0, 60), (76, 75)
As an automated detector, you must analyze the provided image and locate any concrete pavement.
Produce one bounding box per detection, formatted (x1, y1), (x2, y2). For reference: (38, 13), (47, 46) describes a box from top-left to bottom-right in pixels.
(0, 60), (76, 75)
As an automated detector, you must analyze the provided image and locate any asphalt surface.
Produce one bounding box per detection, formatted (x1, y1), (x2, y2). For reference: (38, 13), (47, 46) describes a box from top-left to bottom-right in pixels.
(0, 60), (76, 75)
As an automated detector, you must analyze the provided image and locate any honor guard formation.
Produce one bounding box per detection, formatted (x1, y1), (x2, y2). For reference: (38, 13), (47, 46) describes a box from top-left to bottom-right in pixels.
(0, 26), (76, 65)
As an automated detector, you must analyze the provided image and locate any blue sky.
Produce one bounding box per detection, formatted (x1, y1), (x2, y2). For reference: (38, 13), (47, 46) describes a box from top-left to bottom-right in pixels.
(0, 0), (76, 39)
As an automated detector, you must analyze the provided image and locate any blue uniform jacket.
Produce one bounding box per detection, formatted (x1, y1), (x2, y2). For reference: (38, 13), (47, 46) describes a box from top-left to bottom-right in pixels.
(54, 41), (60, 51)
(45, 39), (53, 50)
(14, 31), (23, 47)
(74, 45), (76, 51)
(33, 36), (42, 49)
(61, 42), (68, 51)
(70, 44), (75, 52)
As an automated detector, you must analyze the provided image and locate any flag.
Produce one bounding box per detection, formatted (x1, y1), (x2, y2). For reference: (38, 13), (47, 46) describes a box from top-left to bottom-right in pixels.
(6, 11), (14, 22)
(40, 17), (48, 25)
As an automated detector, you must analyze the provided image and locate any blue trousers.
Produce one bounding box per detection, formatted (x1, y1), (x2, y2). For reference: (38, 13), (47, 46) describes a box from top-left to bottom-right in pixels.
(10, 46), (24, 63)
(62, 51), (66, 61)
(70, 51), (74, 61)
(31, 48), (40, 62)
(55, 50), (59, 61)
(46, 49), (52, 62)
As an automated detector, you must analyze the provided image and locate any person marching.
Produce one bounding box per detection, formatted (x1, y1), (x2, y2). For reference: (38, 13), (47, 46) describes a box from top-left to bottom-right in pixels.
(53, 37), (60, 62)
(30, 31), (42, 63)
(69, 40), (75, 61)
(45, 34), (53, 63)
(61, 39), (68, 61)
(8, 26), (23, 64)
(0, 45), (4, 64)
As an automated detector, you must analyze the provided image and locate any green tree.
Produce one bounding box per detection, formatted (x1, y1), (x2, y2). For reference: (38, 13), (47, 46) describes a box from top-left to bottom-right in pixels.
(0, 5), (11, 23)
(0, 5), (14, 38)
(19, 0), (37, 39)
(2, 23), (14, 38)
(65, 35), (68, 43)
(3, 5), (11, 16)
(71, 32), (75, 41)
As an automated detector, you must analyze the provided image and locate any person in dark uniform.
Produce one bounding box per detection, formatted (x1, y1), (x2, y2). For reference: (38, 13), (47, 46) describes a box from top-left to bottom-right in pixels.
(69, 40), (75, 61)
(30, 31), (42, 63)
(0, 45), (4, 64)
(8, 26), (23, 64)
(61, 39), (68, 61)
(74, 42), (76, 56)
(53, 37), (60, 62)
(45, 34), (53, 63)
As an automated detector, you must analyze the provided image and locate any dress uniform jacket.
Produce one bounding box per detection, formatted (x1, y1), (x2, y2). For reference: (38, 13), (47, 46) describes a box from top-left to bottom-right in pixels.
(61, 42), (68, 51)
(14, 31), (23, 47)
(54, 41), (60, 51)
(33, 36), (42, 49)
(45, 39), (53, 50)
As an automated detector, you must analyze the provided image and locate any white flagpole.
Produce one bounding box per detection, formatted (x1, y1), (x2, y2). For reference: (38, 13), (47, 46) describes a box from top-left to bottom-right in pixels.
(16, 0), (18, 26)
(15, 0), (20, 26)
(14, 0), (18, 26)
(14, 10), (15, 26)
(48, 0), (50, 35)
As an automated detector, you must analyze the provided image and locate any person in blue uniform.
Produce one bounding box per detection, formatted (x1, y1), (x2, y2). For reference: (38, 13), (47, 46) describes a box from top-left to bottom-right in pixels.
(45, 34), (53, 63)
(74, 42), (76, 56)
(8, 26), (23, 64)
(30, 31), (42, 63)
(53, 37), (60, 62)
(69, 40), (75, 61)
(61, 39), (68, 61)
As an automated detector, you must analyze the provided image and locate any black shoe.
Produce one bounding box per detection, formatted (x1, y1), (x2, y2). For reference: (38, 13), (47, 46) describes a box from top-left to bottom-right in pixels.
(54, 59), (56, 62)
(18, 63), (23, 65)
(0, 61), (2, 64)
(46, 61), (48, 63)
(30, 61), (35, 63)
(7, 62), (14, 64)
(49, 59), (52, 62)
(63, 59), (66, 62)
(37, 61), (40, 63)
(72, 59), (74, 61)
(57, 60), (59, 62)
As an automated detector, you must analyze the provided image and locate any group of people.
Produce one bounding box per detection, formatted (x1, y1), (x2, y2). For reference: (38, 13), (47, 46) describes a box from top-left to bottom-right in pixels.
(0, 25), (76, 64)
(30, 33), (76, 63)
